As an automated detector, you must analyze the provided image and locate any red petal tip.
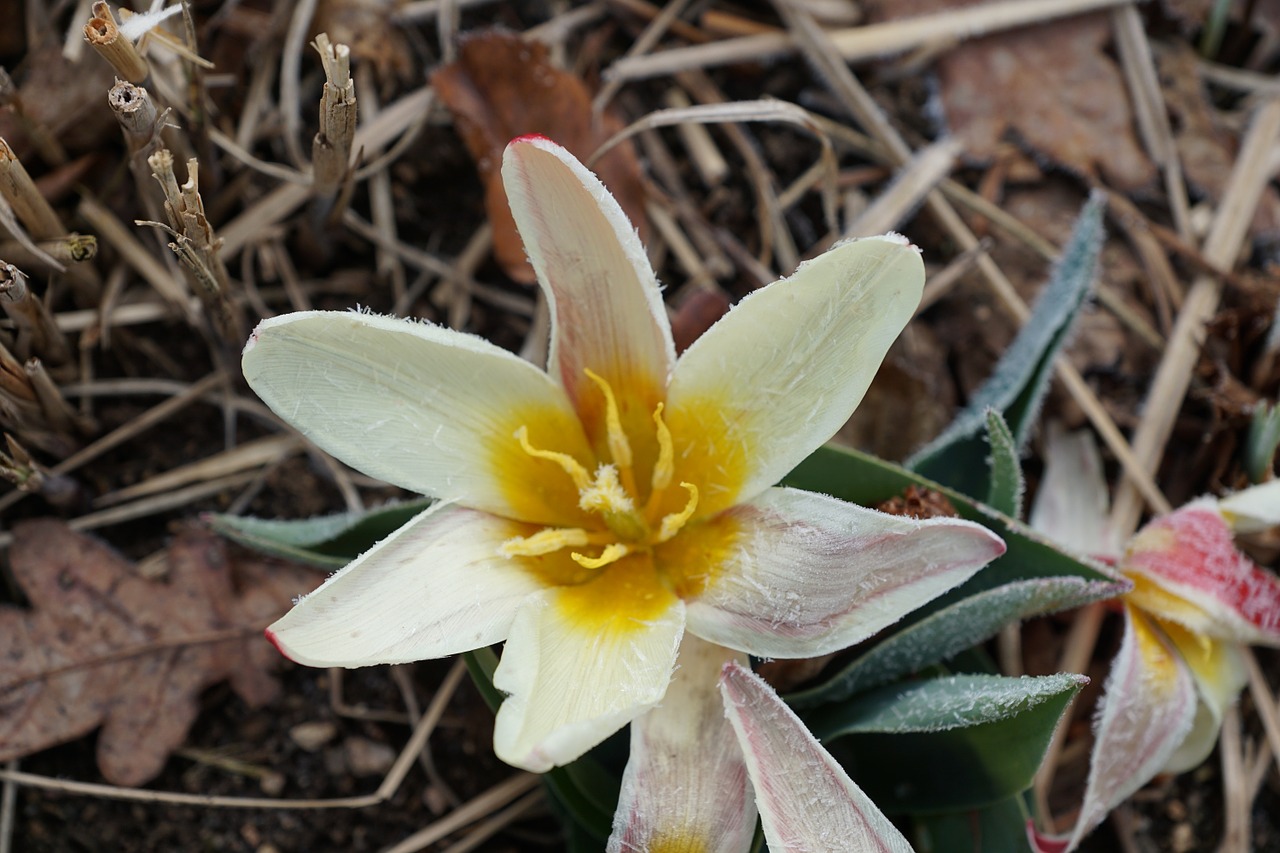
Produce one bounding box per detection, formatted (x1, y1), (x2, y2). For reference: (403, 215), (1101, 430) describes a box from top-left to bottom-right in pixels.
(264, 627), (296, 662)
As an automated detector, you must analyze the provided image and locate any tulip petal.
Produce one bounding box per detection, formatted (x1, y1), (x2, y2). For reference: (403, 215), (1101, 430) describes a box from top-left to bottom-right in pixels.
(502, 136), (675, 458)
(673, 487), (1004, 658)
(1124, 502), (1280, 645)
(719, 660), (913, 853)
(493, 558), (685, 772)
(1157, 620), (1248, 773)
(1059, 605), (1198, 851)
(243, 310), (594, 526)
(666, 235), (923, 513)
(266, 504), (543, 667)
(1028, 424), (1120, 560)
(607, 636), (756, 853)
(1219, 479), (1280, 534)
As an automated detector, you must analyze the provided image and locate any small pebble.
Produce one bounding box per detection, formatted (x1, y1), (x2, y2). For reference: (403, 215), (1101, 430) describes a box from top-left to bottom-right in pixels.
(344, 736), (396, 777)
(289, 721), (337, 751)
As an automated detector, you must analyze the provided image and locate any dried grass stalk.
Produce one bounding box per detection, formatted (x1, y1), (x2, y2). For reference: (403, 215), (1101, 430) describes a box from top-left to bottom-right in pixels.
(143, 150), (241, 340)
(0, 138), (65, 240)
(0, 234), (97, 266)
(311, 34), (357, 199)
(0, 432), (82, 507)
(0, 262), (70, 367)
(83, 1), (149, 84)
(108, 78), (161, 153)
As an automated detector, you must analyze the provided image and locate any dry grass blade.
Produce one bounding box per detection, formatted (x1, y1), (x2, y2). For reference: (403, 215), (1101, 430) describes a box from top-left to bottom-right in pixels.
(608, 0), (1140, 81)
(1109, 99), (1280, 538)
(841, 137), (960, 240)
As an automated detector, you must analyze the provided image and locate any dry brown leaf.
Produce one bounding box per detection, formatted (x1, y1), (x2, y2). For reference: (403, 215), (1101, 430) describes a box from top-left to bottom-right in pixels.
(0, 521), (319, 786)
(432, 30), (649, 284)
(867, 2), (1156, 190)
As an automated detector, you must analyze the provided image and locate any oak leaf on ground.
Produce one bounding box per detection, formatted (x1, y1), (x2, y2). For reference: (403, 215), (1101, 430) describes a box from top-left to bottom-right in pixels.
(0, 521), (319, 786)
(432, 30), (649, 283)
(867, 2), (1155, 190)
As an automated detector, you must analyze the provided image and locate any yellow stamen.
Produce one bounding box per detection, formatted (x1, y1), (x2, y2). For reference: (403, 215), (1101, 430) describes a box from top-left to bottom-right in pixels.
(501, 527), (592, 558)
(515, 426), (590, 491)
(578, 465), (635, 515)
(650, 402), (674, 494)
(572, 542), (630, 570)
(584, 368), (634, 479)
(657, 482), (699, 542)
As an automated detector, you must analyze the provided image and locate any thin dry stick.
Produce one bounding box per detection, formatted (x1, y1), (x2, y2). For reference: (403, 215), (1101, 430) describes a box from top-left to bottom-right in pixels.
(1218, 705), (1248, 853)
(842, 137), (960, 239)
(1109, 99), (1280, 538)
(77, 194), (195, 317)
(0, 234), (97, 267)
(279, 0), (319, 170)
(1111, 5), (1193, 240)
(83, 1), (149, 83)
(595, 0), (696, 114)
(1244, 649), (1280, 778)
(92, 434), (302, 507)
(393, 790), (544, 853)
(664, 88), (729, 187)
(356, 71), (407, 304)
(0, 761), (14, 853)
(219, 86), (435, 256)
(0, 138), (64, 240)
(144, 150), (241, 340)
(609, 0), (1139, 81)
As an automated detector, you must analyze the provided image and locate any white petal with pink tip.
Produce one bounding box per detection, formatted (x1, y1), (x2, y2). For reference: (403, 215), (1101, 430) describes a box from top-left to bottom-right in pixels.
(266, 504), (542, 667)
(683, 487), (1005, 658)
(720, 660), (913, 853)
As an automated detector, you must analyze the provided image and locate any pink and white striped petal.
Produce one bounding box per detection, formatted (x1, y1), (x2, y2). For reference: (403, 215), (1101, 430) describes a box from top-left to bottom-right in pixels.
(719, 660), (913, 853)
(678, 487), (1004, 658)
(502, 136), (675, 452)
(492, 574), (685, 772)
(607, 637), (756, 853)
(1124, 501), (1280, 645)
(665, 235), (924, 514)
(243, 310), (593, 526)
(266, 504), (543, 667)
(1038, 606), (1198, 852)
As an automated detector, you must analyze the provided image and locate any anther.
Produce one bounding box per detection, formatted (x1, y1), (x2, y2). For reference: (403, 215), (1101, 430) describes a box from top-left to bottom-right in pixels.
(584, 368), (633, 475)
(500, 527), (592, 558)
(650, 402), (674, 493)
(515, 426), (590, 491)
(657, 482), (699, 542)
(572, 543), (630, 570)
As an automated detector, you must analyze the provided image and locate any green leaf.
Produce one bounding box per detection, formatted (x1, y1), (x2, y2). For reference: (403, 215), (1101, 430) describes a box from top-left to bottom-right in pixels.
(461, 651), (617, 841)
(782, 443), (1119, 603)
(206, 497), (434, 567)
(813, 674), (1087, 814)
(907, 193), (1105, 496)
(787, 576), (1122, 710)
(1246, 401), (1280, 483)
(913, 794), (1033, 853)
(984, 410), (1023, 519)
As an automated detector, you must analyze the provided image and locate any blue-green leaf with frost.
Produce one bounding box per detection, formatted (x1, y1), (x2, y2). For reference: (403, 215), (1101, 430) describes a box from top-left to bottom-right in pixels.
(207, 497), (433, 568)
(907, 193), (1105, 496)
(787, 576), (1122, 710)
(985, 409), (1024, 518)
(809, 674), (1087, 814)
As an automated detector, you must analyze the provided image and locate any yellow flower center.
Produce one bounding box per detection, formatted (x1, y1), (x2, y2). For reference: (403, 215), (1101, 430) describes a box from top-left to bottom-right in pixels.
(501, 369), (700, 569)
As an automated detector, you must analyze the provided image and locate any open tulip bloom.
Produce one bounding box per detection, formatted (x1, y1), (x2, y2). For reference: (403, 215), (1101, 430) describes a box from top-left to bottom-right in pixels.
(243, 136), (1007, 850)
(1029, 428), (1280, 852)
